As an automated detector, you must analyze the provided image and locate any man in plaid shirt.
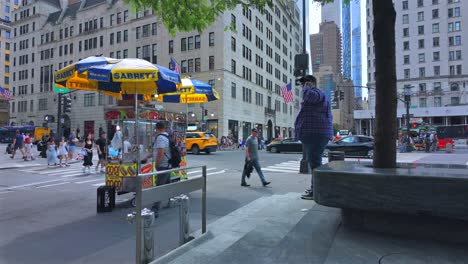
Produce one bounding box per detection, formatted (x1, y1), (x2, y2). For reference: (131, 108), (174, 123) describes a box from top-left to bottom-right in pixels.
(294, 75), (333, 200)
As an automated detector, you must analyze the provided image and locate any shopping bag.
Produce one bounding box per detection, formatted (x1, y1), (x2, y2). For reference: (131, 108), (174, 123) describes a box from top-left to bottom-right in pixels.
(81, 149), (88, 156)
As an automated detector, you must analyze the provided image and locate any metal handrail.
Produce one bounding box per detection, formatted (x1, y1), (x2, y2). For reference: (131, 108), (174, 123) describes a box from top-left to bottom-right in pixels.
(134, 165), (207, 264)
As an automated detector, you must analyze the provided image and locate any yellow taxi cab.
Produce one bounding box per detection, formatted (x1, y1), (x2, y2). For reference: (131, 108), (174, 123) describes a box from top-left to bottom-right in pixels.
(185, 132), (218, 154)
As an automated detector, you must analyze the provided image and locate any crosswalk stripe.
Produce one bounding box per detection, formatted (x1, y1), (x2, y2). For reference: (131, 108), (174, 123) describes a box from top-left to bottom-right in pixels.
(262, 168), (296, 173)
(0, 179), (64, 191)
(188, 168), (216, 174)
(92, 182), (105, 187)
(265, 166), (299, 170)
(76, 179), (103, 184)
(37, 182), (70, 189)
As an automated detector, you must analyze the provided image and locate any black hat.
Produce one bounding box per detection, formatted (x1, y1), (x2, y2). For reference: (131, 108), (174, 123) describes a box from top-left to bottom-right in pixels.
(299, 75), (316, 83)
(251, 128), (258, 132)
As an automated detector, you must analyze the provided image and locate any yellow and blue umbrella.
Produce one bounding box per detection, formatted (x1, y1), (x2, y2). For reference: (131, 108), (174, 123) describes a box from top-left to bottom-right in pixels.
(56, 58), (181, 99)
(55, 55), (119, 85)
(156, 78), (220, 103)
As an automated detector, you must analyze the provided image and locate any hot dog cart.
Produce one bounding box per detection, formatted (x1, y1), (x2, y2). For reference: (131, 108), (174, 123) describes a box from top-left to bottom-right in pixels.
(103, 106), (187, 200)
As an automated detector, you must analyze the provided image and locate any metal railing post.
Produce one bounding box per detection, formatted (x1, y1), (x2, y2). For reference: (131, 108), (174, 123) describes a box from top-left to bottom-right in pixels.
(178, 195), (190, 245)
(202, 166), (207, 234)
(135, 177), (143, 264)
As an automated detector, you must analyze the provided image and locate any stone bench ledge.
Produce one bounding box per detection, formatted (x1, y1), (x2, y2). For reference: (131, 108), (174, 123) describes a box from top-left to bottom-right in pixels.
(314, 161), (468, 221)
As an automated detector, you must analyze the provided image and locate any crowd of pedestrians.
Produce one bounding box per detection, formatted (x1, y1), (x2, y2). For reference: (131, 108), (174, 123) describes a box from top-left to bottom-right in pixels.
(398, 132), (439, 153)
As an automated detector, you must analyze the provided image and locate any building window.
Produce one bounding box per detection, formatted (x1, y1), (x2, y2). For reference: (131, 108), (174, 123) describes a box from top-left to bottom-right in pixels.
(404, 55), (410, 64)
(209, 32), (215, 46)
(417, 11), (424, 21)
(209, 56), (214, 70)
(403, 28), (409, 37)
(432, 9), (439, 18)
(434, 66), (440, 76)
(402, 1), (408, 10)
(450, 65), (455, 75)
(188, 36), (194, 50)
(417, 0), (424, 7)
(195, 35), (201, 49)
(231, 82), (236, 98)
(84, 93), (95, 107)
(418, 53), (425, 63)
(433, 37), (439, 47)
(432, 23), (439, 33)
(231, 59), (236, 74)
(403, 41), (410, 50)
(169, 40), (174, 54)
(419, 98), (427, 108)
(152, 23), (157, 35)
(181, 60), (187, 73)
(456, 65), (462, 75)
(451, 97), (460, 105)
(195, 58), (200, 72)
(404, 69), (410, 79)
(434, 97), (441, 107)
(124, 10), (129, 22)
(123, 49), (128, 58)
(418, 25), (424, 35)
(124, 30), (128, 42)
(419, 67), (425, 77)
(38, 98), (47, 111)
(152, 44), (157, 63)
(450, 83), (459, 91)
(418, 39), (425, 49)
(433, 82), (441, 91)
(181, 38), (186, 51)
(433, 51), (440, 61)
(419, 83), (426, 92)
(231, 37), (236, 52)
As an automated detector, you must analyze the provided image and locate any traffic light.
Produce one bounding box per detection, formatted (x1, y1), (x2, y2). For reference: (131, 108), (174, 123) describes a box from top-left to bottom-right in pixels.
(204, 109), (208, 116)
(412, 123), (418, 129)
(339, 91), (345, 101)
(332, 91), (339, 102)
(62, 96), (72, 113)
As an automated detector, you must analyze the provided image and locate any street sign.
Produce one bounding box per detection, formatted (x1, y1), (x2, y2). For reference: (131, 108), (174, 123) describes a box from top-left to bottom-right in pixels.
(402, 114), (414, 118)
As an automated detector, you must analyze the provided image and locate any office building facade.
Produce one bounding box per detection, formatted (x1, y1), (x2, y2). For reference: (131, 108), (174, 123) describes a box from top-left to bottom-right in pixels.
(10, 0), (302, 140)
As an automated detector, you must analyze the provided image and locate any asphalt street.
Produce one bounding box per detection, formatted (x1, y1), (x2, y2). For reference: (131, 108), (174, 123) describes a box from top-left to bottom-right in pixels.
(1, 149), (468, 264)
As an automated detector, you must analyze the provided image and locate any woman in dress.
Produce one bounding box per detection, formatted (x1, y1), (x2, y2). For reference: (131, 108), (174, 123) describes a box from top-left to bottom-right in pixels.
(82, 134), (94, 174)
(58, 136), (70, 167)
(46, 137), (58, 167)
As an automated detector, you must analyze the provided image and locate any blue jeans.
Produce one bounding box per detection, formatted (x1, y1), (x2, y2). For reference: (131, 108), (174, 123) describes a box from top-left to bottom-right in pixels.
(241, 158), (267, 183)
(301, 135), (330, 190)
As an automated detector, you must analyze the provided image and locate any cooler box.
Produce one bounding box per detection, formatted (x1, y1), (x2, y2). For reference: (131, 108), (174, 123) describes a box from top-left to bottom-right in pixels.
(97, 186), (115, 213)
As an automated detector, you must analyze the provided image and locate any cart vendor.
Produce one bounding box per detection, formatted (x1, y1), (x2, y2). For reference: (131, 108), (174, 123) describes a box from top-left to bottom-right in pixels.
(142, 122), (172, 218)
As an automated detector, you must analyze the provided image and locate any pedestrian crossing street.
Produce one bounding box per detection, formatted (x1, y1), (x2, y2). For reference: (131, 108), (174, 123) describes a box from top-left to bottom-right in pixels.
(6, 165), (225, 191)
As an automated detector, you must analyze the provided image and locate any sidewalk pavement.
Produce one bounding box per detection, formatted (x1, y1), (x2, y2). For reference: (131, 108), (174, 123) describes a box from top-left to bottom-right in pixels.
(153, 193), (468, 264)
(0, 144), (99, 170)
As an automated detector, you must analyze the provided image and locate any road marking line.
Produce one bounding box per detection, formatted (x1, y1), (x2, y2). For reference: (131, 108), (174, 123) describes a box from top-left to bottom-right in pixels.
(92, 182), (105, 187)
(36, 182), (70, 189)
(0, 179), (64, 191)
(267, 166), (300, 170)
(261, 168), (297, 173)
(76, 179), (103, 184)
(0, 191), (13, 194)
(191, 170), (226, 178)
(40, 169), (83, 176)
(188, 168), (216, 174)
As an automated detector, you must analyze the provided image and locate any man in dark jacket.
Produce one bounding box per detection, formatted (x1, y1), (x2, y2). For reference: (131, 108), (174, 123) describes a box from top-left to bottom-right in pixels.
(294, 75), (333, 200)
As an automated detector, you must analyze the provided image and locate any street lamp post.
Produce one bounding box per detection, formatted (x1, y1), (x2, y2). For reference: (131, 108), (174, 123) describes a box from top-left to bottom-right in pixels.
(403, 85), (413, 152)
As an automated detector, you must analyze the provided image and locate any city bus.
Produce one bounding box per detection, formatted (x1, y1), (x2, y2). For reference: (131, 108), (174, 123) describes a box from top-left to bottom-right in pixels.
(0, 126), (51, 143)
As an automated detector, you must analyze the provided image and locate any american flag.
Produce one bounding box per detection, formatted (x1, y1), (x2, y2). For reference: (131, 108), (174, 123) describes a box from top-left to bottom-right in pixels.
(0, 87), (11, 100)
(170, 57), (181, 74)
(281, 83), (294, 103)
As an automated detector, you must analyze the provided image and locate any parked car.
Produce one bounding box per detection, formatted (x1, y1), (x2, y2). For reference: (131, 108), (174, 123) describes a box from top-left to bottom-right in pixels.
(323, 135), (374, 158)
(185, 132), (218, 155)
(266, 138), (303, 153)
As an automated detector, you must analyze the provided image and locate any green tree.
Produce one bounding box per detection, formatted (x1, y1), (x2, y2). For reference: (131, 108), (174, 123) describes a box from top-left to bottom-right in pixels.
(127, 0), (397, 168)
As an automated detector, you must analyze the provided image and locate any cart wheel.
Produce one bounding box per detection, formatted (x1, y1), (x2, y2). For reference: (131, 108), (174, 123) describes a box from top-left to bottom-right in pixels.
(131, 197), (136, 207)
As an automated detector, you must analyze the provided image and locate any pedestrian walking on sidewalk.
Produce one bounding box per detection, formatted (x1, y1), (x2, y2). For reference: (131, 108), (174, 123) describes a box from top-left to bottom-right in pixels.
(294, 75), (333, 200)
(95, 132), (108, 173)
(58, 137), (70, 167)
(10, 130), (26, 160)
(46, 137), (59, 167)
(241, 128), (271, 187)
(82, 134), (94, 174)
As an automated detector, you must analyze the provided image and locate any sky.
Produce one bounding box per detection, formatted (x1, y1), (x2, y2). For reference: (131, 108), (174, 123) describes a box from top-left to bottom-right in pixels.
(308, 1), (368, 99)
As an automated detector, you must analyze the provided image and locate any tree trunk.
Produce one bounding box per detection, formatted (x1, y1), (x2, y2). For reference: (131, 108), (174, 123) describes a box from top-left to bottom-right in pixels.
(372, 0), (397, 168)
